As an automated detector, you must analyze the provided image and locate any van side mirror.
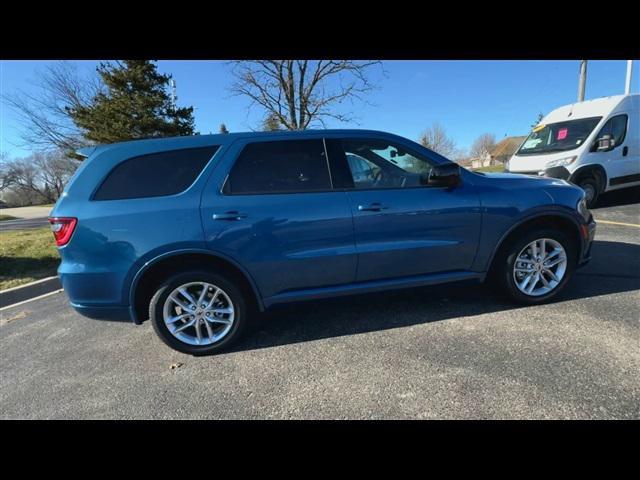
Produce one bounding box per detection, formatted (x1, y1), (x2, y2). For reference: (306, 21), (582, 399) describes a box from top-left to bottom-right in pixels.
(426, 163), (461, 188)
(596, 134), (615, 152)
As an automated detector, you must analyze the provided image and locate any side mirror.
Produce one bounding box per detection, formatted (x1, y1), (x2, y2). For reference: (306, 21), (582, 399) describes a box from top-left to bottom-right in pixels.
(596, 134), (615, 152)
(426, 163), (461, 188)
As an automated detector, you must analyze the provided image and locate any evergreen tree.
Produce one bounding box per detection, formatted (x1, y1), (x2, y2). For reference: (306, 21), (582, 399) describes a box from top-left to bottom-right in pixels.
(531, 112), (544, 128)
(219, 123), (229, 134)
(69, 60), (195, 144)
(262, 113), (282, 131)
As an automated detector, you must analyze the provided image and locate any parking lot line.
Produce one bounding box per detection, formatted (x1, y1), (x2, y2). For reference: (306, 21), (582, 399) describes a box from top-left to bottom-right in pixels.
(594, 219), (640, 228)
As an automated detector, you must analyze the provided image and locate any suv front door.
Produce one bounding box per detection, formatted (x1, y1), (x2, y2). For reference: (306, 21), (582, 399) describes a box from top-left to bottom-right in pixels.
(327, 136), (482, 282)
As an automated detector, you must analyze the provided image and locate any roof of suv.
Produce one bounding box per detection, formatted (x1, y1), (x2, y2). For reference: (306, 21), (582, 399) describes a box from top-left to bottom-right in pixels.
(76, 129), (395, 158)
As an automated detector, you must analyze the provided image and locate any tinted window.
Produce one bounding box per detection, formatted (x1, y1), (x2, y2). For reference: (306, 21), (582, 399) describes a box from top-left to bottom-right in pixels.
(226, 140), (331, 194)
(594, 114), (628, 149)
(94, 146), (218, 200)
(342, 138), (434, 189)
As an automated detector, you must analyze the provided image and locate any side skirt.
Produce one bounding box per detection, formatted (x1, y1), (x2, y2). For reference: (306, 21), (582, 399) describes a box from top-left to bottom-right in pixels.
(262, 271), (485, 308)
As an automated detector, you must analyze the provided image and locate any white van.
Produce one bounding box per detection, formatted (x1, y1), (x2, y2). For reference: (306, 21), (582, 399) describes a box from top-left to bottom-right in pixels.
(506, 94), (639, 207)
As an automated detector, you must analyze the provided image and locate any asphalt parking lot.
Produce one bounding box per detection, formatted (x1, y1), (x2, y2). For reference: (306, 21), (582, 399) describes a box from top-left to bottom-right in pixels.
(1, 189), (638, 419)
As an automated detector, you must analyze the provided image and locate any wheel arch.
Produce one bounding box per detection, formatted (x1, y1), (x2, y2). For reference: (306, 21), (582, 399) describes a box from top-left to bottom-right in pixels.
(570, 164), (608, 192)
(486, 212), (582, 276)
(129, 249), (264, 324)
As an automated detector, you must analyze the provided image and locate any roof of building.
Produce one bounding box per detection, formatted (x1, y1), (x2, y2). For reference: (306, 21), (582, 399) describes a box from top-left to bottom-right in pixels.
(492, 136), (526, 158)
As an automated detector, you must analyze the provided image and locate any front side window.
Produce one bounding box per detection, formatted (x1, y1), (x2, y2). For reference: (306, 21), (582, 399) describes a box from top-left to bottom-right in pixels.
(517, 117), (602, 155)
(342, 138), (434, 189)
(225, 139), (331, 194)
(593, 114), (628, 150)
(93, 146), (219, 201)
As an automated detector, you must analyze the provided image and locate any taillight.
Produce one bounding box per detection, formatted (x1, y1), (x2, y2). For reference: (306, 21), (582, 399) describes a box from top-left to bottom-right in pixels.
(48, 217), (77, 246)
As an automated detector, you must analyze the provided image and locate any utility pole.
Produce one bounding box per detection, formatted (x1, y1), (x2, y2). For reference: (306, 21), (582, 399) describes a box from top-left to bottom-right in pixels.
(625, 60), (633, 95)
(170, 79), (177, 111)
(577, 60), (587, 102)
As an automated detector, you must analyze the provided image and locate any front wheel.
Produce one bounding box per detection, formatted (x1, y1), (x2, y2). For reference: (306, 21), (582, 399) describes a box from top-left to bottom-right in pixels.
(576, 176), (600, 208)
(497, 229), (576, 304)
(149, 271), (248, 355)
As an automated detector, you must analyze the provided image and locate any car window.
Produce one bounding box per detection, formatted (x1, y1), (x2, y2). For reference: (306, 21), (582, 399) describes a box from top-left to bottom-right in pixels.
(517, 117), (602, 155)
(225, 139), (331, 194)
(594, 114), (628, 149)
(341, 138), (434, 189)
(93, 146), (219, 201)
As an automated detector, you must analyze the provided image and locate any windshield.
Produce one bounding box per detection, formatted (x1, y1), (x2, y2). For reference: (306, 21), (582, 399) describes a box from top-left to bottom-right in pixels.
(516, 116), (602, 155)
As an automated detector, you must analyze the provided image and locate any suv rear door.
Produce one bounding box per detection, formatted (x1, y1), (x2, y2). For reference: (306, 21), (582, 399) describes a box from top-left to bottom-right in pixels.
(200, 136), (357, 300)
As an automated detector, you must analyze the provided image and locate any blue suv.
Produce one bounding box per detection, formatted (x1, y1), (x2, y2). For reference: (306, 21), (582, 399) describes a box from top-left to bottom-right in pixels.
(50, 130), (596, 354)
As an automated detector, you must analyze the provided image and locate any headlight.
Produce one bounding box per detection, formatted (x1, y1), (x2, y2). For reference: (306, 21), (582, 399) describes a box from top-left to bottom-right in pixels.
(577, 195), (590, 222)
(545, 156), (577, 169)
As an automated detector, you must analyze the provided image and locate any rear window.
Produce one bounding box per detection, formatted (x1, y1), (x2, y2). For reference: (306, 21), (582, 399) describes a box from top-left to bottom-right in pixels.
(93, 146), (219, 200)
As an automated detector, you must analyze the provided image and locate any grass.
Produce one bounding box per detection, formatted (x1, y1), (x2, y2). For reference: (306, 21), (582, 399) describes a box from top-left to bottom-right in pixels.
(473, 164), (505, 173)
(0, 227), (60, 290)
(0, 215), (18, 222)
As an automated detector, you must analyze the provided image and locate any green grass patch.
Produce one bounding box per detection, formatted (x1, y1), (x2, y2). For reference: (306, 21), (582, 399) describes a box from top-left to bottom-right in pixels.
(0, 215), (18, 222)
(474, 164), (505, 173)
(0, 227), (60, 290)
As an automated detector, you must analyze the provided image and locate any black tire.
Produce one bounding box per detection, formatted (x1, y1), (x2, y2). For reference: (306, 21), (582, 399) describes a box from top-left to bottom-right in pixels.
(495, 228), (577, 305)
(576, 176), (600, 208)
(149, 271), (248, 355)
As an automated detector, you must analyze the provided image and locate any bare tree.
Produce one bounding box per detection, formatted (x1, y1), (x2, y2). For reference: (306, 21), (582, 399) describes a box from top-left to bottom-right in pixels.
(229, 60), (382, 130)
(470, 133), (497, 162)
(0, 151), (80, 205)
(2, 61), (101, 157)
(419, 123), (457, 158)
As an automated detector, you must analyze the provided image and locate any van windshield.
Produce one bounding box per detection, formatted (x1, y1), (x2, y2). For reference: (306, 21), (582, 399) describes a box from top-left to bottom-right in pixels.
(516, 116), (602, 155)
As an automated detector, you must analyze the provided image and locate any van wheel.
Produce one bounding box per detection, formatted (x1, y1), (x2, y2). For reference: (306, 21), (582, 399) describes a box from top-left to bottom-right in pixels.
(497, 228), (576, 305)
(576, 176), (599, 208)
(149, 271), (247, 355)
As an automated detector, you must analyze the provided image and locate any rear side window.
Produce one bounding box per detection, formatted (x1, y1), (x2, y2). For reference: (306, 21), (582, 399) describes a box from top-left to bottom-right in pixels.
(225, 140), (331, 194)
(93, 146), (219, 200)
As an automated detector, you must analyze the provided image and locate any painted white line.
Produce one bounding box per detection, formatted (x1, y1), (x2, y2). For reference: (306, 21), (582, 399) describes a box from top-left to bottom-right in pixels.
(0, 289), (63, 312)
(0, 276), (59, 294)
(595, 219), (640, 228)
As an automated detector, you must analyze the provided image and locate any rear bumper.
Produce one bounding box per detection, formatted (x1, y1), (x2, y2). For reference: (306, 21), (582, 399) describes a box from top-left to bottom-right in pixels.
(70, 302), (135, 322)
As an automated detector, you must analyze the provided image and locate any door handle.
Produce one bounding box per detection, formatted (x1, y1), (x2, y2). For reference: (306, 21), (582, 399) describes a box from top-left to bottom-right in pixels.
(212, 211), (247, 221)
(622, 146), (628, 156)
(358, 203), (388, 212)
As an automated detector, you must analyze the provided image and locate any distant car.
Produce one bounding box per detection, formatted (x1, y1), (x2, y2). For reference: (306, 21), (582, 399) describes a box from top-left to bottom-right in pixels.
(50, 129), (596, 355)
(506, 94), (640, 207)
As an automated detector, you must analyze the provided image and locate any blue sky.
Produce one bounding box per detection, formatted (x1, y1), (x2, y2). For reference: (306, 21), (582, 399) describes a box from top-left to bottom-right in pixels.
(1, 60), (638, 158)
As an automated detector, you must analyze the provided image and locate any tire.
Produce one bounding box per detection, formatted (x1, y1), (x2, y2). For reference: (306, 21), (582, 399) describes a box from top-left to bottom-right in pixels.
(149, 271), (248, 355)
(496, 228), (577, 305)
(576, 176), (600, 208)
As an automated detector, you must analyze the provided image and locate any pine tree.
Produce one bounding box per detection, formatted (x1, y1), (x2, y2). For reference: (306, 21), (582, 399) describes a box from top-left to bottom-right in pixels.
(69, 60), (195, 144)
(219, 123), (229, 134)
(262, 113), (282, 131)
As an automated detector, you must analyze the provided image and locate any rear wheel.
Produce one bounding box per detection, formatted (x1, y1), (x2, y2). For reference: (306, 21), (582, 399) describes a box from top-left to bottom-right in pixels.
(496, 229), (576, 304)
(150, 271), (247, 355)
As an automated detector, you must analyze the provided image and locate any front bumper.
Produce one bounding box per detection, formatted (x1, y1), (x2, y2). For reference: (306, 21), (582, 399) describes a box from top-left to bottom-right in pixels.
(505, 166), (572, 181)
(578, 216), (596, 268)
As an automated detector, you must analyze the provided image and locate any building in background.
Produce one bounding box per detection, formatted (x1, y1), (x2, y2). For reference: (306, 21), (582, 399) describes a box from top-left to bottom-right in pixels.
(471, 136), (526, 169)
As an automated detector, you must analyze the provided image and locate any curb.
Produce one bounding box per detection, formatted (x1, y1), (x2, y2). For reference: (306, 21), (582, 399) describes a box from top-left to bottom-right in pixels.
(0, 276), (62, 310)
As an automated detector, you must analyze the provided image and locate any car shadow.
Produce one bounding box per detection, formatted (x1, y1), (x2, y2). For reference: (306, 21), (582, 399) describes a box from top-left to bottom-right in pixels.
(592, 186), (640, 209)
(228, 239), (640, 354)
